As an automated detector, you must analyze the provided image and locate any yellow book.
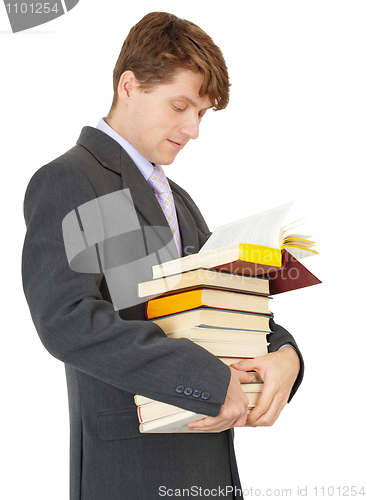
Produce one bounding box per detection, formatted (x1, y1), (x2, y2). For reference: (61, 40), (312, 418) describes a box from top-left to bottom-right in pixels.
(152, 243), (283, 279)
(146, 287), (271, 320)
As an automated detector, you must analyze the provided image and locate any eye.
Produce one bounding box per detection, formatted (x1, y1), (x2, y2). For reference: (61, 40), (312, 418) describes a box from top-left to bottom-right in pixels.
(172, 104), (186, 112)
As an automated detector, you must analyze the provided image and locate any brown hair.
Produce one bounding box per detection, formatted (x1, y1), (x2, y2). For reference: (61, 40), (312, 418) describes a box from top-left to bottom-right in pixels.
(110, 12), (230, 111)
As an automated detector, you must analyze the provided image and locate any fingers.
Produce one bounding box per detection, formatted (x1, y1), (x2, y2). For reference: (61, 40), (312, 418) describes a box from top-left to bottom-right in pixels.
(245, 376), (275, 426)
(236, 370), (257, 384)
(187, 399), (249, 432)
(188, 370), (250, 432)
(245, 381), (287, 427)
(230, 357), (264, 381)
(231, 350), (299, 427)
(245, 399), (284, 427)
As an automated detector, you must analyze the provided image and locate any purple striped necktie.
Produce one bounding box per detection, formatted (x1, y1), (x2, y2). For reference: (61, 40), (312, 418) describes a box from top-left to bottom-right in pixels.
(147, 165), (183, 257)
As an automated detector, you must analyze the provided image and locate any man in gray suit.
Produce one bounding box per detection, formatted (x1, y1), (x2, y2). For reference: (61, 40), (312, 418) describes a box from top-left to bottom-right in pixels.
(22, 12), (303, 500)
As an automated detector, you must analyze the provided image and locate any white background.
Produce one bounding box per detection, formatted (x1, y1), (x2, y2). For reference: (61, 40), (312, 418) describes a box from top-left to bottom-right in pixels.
(1, 1), (366, 498)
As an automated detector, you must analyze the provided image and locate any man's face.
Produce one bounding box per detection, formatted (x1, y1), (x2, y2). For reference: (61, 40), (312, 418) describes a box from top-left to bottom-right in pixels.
(120, 69), (213, 165)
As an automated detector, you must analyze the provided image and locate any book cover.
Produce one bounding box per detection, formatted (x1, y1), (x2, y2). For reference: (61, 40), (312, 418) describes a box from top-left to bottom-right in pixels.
(152, 308), (272, 334)
(146, 287), (271, 320)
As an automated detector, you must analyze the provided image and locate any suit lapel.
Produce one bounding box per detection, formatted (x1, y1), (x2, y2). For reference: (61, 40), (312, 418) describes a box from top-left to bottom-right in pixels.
(77, 127), (186, 261)
(77, 127), (167, 229)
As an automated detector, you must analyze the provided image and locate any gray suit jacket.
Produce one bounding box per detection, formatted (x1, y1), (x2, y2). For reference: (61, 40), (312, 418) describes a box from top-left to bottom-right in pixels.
(22, 127), (304, 500)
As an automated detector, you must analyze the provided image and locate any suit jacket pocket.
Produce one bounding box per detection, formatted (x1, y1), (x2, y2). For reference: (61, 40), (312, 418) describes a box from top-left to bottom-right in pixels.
(98, 407), (141, 441)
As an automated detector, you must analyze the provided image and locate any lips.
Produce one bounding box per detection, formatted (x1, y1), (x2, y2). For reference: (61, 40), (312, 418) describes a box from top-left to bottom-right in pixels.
(167, 139), (182, 147)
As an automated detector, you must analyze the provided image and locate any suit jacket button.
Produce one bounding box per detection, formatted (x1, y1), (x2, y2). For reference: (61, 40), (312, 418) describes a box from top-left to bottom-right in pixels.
(184, 387), (193, 396)
(193, 389), (201, 398)
(201, 391), (211, 400)
(175, 385), (184, 394)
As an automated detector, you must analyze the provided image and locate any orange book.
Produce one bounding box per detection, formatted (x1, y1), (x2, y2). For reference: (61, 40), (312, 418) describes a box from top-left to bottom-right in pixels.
(146, 287), (271, 320)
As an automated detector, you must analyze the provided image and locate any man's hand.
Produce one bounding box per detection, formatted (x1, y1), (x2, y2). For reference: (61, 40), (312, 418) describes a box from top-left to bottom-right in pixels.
(232, 346), (300, 427)
(187, 368), (255, 432)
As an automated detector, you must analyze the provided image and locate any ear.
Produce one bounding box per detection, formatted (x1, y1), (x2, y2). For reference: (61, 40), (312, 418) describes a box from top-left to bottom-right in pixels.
(117, 70), (140, 103)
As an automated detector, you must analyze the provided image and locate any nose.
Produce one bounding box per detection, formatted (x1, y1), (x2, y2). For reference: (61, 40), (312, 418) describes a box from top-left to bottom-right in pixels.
(180, 113), (200, 140)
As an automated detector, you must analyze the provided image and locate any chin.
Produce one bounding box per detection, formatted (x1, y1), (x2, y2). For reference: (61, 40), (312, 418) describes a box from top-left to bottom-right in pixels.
(159, 159), (175, 166)
(156, 153), (179, 166)
(151, 144), (182, 166)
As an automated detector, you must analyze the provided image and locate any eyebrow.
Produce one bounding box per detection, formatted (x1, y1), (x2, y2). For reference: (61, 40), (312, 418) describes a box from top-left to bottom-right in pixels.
(173, 95), (213, 110)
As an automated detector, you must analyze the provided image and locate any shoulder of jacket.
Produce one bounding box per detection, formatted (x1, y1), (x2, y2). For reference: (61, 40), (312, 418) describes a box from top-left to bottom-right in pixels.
(26, 143), (110, 190)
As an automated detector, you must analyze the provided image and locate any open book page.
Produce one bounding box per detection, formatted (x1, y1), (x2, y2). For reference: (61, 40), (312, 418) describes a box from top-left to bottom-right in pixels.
(280, 217), (318, 258)
(199, 202), (294, 253)
(281, 218), (307, 236)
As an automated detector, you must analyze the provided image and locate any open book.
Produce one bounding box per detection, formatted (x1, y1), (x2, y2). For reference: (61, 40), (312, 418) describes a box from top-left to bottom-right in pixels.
(149, 202), (320, 294)
(199, 201), (317, 259)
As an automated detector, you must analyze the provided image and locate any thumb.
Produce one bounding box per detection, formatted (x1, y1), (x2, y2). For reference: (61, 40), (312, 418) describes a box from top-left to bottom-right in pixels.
(230, 359), (257, 383)
(230, 357), (257, 371)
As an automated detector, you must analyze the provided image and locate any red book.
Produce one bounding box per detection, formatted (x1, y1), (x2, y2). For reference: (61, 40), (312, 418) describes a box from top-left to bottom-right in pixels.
(212, 249), (321, 295)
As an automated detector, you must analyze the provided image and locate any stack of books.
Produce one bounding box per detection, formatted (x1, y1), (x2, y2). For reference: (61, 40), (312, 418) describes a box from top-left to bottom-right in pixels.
(136, 268), (272, 433)
(135, 203), (321, 433)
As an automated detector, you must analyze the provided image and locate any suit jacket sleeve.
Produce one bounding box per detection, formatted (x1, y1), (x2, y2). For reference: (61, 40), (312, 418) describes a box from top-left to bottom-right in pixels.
(22, 161), (231, 417)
